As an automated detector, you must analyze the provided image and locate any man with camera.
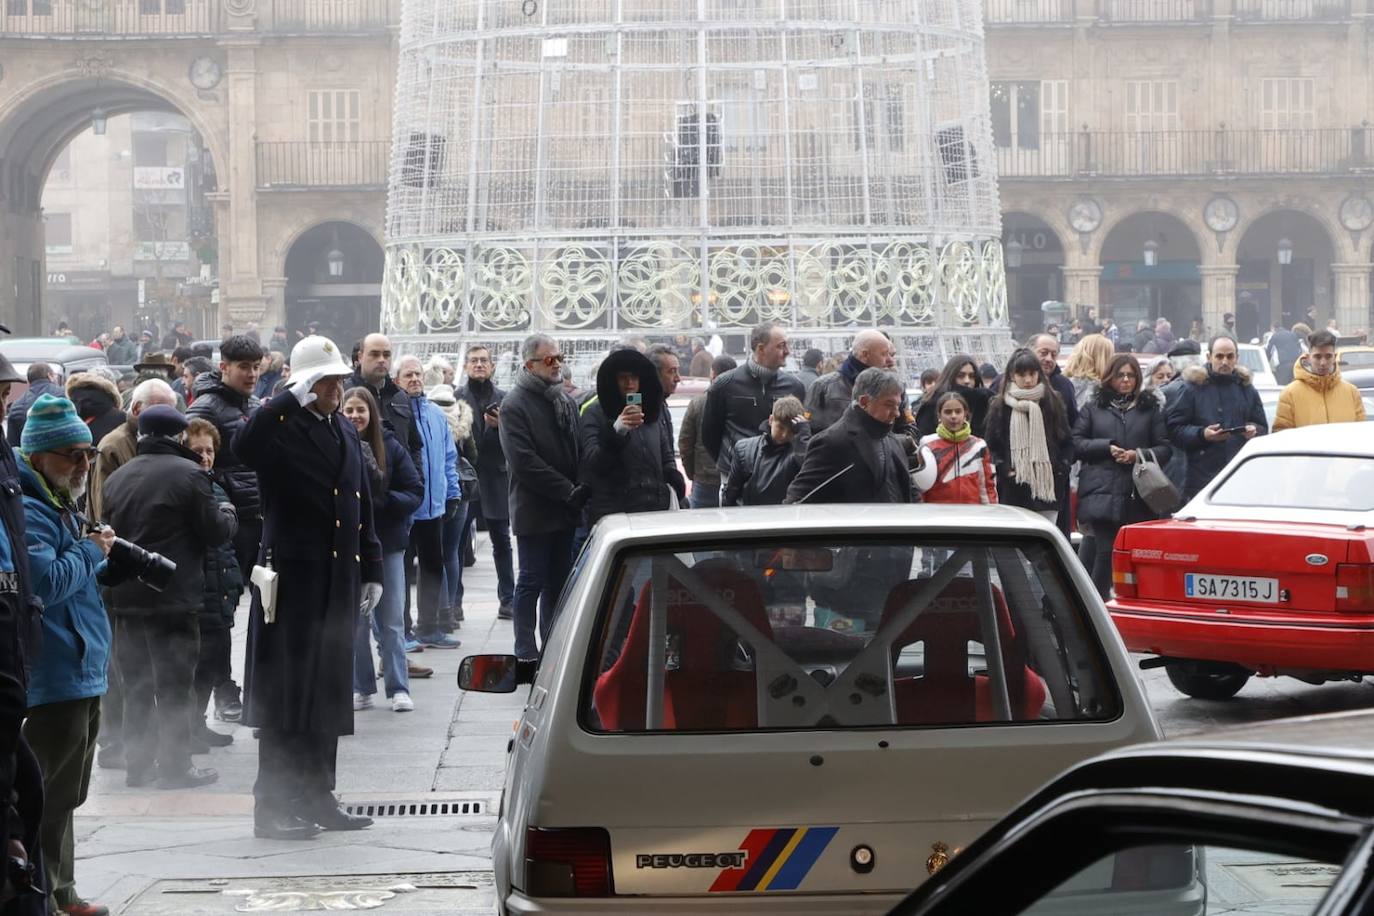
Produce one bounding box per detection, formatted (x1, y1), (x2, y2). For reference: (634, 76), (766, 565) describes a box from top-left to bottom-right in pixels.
(100, 406), (237, 791)
(16, 396), (114, 916)
(233, 336), (382, 841)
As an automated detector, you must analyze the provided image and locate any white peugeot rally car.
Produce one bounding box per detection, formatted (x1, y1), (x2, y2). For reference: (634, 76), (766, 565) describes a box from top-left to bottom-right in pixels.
(460, 506), (1175, 914)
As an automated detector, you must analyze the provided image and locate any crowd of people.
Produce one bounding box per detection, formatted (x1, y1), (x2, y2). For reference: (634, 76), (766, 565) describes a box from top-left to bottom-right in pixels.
(0, 311), (1363, 916)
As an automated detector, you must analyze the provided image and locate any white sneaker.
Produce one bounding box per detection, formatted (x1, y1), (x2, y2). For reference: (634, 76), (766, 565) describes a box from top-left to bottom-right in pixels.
(353, 692), (373, 711)
(391, 691), (414, 713)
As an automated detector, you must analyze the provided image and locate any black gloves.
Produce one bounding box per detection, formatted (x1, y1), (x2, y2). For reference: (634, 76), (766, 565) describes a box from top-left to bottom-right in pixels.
(567, 484), (591, 511)
(444, 498), (462, 520)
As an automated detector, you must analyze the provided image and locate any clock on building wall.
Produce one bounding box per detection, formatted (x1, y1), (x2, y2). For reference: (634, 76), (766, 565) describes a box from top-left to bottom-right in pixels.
(1203, 196), (1239, 234)
(1068, 199), (1102, 234)
(189, 57), (223, 91)
(1340, 195), (1374, 233)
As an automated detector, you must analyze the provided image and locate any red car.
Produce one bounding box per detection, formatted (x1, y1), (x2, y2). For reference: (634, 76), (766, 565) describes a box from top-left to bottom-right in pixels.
(1108, 423), (1374, 700)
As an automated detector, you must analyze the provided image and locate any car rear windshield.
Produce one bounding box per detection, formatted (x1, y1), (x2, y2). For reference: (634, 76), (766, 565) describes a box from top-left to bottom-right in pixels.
(1210, 454), (1374, 512)
(581, 538), (1122, 733)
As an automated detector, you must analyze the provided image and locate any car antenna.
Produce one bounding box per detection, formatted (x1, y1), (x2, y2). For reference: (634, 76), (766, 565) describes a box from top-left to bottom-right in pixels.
(794, 464), (854, 505)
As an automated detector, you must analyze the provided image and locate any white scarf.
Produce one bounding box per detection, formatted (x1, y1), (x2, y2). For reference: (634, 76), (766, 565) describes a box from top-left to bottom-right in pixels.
(1004, 383), (1056, 503)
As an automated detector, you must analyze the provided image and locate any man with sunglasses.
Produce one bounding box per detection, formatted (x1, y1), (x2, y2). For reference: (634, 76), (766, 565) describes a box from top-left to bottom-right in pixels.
(16, 396), (115, 916)
(499, 334), (586, 662)
(457, 345), (514, 620)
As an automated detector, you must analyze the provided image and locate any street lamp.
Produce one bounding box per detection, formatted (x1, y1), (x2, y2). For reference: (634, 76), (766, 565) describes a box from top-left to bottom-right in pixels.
(91, 108), (108, 136)
(1006, 237), (1024, 269)
(1142, 238), (1159, 268)
(326, 247), (345, 279)
(1277, 237), (1294, 266)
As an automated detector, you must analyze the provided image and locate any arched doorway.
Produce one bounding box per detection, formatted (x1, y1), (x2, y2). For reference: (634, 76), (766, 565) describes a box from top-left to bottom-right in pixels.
(1235, 210), (1335, 339)
(0, 75), (225, 335)
(283, 222), (383, 352)
(1002, 212), (1064, 341)
(1099, 212), (1202, 341)
(40, 111), (218, 345)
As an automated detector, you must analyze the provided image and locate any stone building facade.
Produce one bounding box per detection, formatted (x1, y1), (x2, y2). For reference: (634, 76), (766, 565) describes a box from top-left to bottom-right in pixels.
(0, 0), (396, 343)
(988, 0), (1374, 343)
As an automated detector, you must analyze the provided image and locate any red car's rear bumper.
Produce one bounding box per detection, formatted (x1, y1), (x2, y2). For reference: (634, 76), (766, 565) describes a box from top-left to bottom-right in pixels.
(1109, 599), (1374, 673)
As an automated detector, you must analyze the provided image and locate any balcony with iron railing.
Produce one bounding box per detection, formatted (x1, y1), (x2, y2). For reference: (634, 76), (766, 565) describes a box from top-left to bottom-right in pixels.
(997, 127), (1374, 178)
(1, 0), (392, 35)
(1231, 0), (1350, 19)
(256, 141), (390, 189)
(986, 0), (1352, 22)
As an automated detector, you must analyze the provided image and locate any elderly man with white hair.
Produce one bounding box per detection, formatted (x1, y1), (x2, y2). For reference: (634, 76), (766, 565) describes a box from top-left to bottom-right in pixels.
(804, 329), (910, 434)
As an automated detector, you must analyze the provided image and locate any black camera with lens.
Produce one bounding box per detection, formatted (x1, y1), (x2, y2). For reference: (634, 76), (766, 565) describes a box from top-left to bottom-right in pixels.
(76, 513), (177, 592)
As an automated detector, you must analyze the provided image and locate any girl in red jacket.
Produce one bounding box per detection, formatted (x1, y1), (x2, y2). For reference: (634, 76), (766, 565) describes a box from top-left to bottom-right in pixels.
(916, 392), (998, 505)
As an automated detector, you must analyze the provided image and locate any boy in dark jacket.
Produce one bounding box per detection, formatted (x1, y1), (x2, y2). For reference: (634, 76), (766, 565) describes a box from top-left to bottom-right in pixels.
(722, 396), (810, 506)
(185, 419), (242, 750)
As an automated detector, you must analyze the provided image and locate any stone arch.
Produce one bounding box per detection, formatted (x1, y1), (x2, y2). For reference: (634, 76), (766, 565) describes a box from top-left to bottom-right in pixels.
(1232, 200), (1347, 264)
(1091, 205), (1206, 266)
(1233, 206), (1339, 335)
(281, 220), (386, 350)
(1001, 210), (1067, 340)
(0, 70), (228, 191)
(268, 213), (385, 282)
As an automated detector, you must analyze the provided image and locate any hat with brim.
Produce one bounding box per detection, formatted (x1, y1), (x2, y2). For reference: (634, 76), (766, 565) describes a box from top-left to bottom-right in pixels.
(1166, 339), (1202, 358)
(0, 353), (23, 386)
(595, 348), (662, 423)
(134, 352), (176, 373)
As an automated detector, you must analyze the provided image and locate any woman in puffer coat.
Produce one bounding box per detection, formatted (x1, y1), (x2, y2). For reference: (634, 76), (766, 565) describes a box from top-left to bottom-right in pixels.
(1073, 354), (1173, 600)
(429, 384), (477, 631)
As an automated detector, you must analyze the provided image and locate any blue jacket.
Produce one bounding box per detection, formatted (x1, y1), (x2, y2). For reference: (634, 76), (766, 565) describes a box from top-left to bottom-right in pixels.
(18, 457), (110, 708)
(410, 394), (460, 521)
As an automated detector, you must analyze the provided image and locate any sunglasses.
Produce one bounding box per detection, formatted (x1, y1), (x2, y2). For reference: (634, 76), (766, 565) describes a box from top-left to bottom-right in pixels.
(540, 354), (566, 367)
(51, 447), (98, 463)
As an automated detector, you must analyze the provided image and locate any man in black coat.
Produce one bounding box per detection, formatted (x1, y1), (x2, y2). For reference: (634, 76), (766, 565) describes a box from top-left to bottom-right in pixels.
(6, 364), (62, 450)
(234, 336), (382, 841)
(784, 368), (912, 505)
(702, 322), (806, 491)
(1266, 323), (1305, 386)
(347, 334), (420, 472)
(64, 372), (125, 452)
(186, 334), (264, 724)
(499, 334), (585, 662)
(456, 345), (514, 618)
(100, 407), (237, 790)
(1167, 335), (1268, 499)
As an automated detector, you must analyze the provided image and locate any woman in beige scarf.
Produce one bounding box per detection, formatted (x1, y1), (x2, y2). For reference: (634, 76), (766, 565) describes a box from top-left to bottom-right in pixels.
(985, 349), (1072, 522)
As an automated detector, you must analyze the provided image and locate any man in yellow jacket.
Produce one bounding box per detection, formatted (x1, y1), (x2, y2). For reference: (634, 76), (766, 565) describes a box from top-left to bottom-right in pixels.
(1273, 329), (1367, 430)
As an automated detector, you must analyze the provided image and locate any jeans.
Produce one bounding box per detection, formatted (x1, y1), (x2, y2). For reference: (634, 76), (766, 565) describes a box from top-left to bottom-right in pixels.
(440, 502), (468, 616)
(467, 498), (515, 606)
(411, 516), (445, 636)
(513, 529), (576, 660)
(354, 550), (409, 698)
(688, 482), (720, 509)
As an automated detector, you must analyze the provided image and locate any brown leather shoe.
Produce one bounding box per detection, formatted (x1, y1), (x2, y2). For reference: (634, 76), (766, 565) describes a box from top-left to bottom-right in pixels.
(407, 662), (434, 678)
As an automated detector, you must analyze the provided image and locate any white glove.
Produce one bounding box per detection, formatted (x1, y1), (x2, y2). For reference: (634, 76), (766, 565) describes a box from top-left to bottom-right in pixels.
(286, 369), (325, 407)
(911, 444), (938, 493)
(359, 582), (383, 617)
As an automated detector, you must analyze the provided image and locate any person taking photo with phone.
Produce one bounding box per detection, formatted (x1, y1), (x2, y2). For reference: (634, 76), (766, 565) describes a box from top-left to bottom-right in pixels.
(1167, 334), (1267, 500)
(578, 349), (683, 526)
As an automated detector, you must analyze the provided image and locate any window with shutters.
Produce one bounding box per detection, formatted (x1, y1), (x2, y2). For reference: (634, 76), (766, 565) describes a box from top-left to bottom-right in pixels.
(1124, 80), (1179, 132)
(1259, 78), (1315, 130)
(44, 213), (72, 255)
(307, 90), (361, 143)
(1041, 80), (1069, 135)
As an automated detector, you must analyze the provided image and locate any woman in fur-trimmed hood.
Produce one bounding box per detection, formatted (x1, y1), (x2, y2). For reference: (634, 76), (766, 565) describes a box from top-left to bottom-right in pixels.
(1165, 335), (1268, 500)
(1073, 354), (1173, 599)
(66, 368), (127, 447)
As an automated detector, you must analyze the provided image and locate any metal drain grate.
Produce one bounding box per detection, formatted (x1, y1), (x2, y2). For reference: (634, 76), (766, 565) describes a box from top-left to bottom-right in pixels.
(341, 796), (489, 818)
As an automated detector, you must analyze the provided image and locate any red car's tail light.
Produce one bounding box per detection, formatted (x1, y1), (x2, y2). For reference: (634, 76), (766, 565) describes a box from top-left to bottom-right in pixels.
(1111, 550), (1137, 599)
(1112, 844), (1195, 891)
(1336, 564), (1374, 612)
(525, 827), (613, 897)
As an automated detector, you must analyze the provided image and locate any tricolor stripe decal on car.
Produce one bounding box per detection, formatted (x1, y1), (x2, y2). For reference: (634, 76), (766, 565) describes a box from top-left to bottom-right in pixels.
(708, 826), (839, 892)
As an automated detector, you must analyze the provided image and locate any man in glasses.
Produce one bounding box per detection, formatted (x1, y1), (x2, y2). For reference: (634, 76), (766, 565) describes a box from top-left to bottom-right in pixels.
(17, 395), (117, 916)
(457, 345), (515, 620)
(499, 334), (586, 662)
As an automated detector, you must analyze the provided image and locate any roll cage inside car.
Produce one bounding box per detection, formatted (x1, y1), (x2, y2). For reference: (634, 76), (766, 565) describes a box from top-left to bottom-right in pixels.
(593, 536), (1115, 731)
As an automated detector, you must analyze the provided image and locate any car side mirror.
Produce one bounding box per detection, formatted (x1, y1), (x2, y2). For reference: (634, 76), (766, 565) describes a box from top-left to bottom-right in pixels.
(458, 654), (532, 693)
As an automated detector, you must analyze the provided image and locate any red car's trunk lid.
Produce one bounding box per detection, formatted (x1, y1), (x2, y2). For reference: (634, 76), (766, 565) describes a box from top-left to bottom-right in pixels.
(1118, 519), (1365, 615)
